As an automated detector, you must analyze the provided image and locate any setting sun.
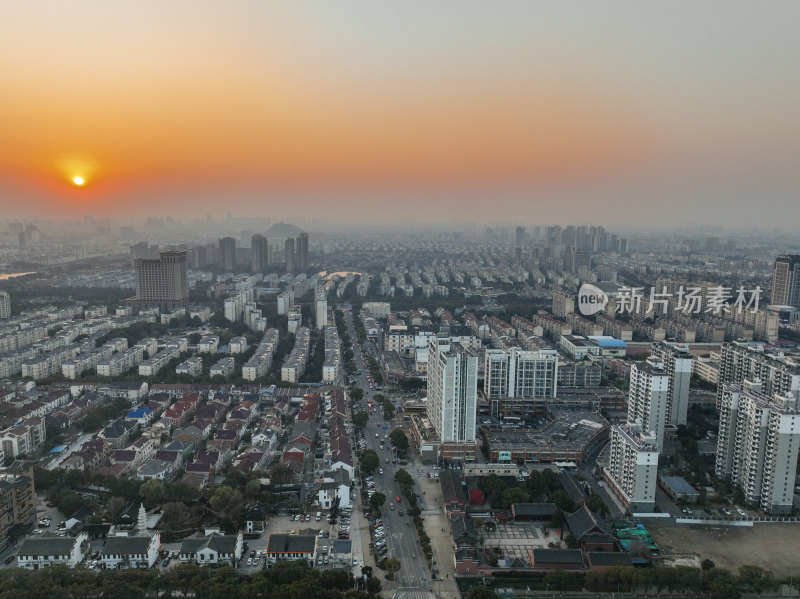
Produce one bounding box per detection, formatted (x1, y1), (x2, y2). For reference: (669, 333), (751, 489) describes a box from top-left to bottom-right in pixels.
(73, 176), (84, 186)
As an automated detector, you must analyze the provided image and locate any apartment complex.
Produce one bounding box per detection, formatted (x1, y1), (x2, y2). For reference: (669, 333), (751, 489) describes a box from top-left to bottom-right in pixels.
(715, 381), (800, 514)
(717, 341), (800, 410)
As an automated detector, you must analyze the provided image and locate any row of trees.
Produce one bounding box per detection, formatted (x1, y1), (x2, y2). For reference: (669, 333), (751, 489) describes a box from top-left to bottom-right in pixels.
(468, 563), (781, 599)
(0, 560), (382, 599)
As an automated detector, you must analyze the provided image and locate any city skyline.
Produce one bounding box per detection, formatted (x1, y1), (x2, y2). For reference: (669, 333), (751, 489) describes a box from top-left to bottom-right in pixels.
(1, 2), (799, 227)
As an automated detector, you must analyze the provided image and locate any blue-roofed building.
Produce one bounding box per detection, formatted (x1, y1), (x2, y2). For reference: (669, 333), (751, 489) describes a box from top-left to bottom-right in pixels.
(588, 336), (628, 357)
(659, 475), (700, 504)
(126, 407), (154, 425)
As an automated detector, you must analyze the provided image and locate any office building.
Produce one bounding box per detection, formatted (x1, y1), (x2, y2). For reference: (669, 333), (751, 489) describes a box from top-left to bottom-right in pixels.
(715, 381), (800, 514)
(771, 255), (800, 310)
(285, 238), (296, 273)
(219, 237), (237, 272)
(649, 341), (694, 426)
(251, 234), (269, 273)
(627, 357), (670, 450)
(427, 337), (478, 444)
(128, 250), (189, 314)
(606, 423), (659, 512)
(0, 292), (10, 319)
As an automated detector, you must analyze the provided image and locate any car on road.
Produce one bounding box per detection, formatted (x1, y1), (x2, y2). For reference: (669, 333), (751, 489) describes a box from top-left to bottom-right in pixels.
(352, 558), (358, 566)
(396, 496), (401, 502)
(736, 508), (746, 516)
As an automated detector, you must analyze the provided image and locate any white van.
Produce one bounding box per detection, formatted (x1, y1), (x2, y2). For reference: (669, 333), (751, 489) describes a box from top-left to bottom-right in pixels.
(315, 512), (321, 521)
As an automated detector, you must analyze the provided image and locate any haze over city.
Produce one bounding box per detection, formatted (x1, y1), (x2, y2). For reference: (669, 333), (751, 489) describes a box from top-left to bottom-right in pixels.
(1, 1), (799, 227)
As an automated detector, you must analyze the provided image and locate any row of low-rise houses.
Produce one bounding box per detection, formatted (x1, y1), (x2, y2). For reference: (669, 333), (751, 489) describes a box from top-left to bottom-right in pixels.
(16, 528), (246, 571)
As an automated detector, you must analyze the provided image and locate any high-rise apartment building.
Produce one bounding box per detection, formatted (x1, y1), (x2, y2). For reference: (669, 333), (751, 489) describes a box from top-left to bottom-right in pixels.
(297, 232), (309, 271)
(251, 234), (269, 273)
(552, 291), (575, 318)
(716, 341), (800, 410)
(128, 250), (189, 314)
(285, 238), (296, 273)
(606, 423), (659, 512)
(715, 381), (800, 514)
(484, 348), (558, 400)
(627, 357), (670, 450)
(649, 341), (694, 426)
(427, 337), (478, 444)
(219, 237), (237, 272)
(0, 292), (10, 319)
(771, 255), (800, 310)
(314, 286), (328, 330)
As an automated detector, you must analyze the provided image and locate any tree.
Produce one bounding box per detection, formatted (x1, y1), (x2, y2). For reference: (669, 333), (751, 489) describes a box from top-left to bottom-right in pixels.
(139, 479), (165, 505)
(585, 493), (610, 517)
(466, 587), (499, 599)
(270, 464), (295, 484)
(382, 557), (401, 579)
(548, 489), (574, 511)
(394, 468), (413, 488)
(702, 559), (716, 571)
(353, 411), (369, 428)
(738, 565), (777, 594)
(107, 496), (126, 521)
(389, 428), (409, 451)
(382, 397), (394, 419)
(545, 568), (575, 591)
(210, 486), (243, 516)
(369, 492), (386, 512)
(564, 533), (578, 548)
(365, 576), (382, 594)
(350, 388), (364, 401)
(244, 479), (262, 500)
(361, 449), (379, 474)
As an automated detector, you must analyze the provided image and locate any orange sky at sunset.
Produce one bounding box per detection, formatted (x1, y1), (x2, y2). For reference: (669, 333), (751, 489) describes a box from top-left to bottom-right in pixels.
(1, 2), (799, 224)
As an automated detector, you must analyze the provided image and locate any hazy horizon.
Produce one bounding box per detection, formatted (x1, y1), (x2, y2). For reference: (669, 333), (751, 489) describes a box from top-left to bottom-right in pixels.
(2, 2), (799, 227)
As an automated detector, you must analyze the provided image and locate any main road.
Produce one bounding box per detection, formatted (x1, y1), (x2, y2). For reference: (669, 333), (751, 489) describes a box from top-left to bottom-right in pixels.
(341, 306), (433, 592)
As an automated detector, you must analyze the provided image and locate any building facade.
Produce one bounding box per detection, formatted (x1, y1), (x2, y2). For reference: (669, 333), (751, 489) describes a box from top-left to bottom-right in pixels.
(129, 250), (189, 314)
(427, 337), (478, 445)
(715, 381), (800, 514)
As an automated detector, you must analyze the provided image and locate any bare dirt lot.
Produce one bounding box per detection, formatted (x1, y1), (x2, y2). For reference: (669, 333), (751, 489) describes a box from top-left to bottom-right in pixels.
(649, 523), (800, 578)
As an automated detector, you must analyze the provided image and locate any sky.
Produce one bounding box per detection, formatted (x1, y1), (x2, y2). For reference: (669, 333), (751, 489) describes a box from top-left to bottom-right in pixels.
(1, 1), (799, 227)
